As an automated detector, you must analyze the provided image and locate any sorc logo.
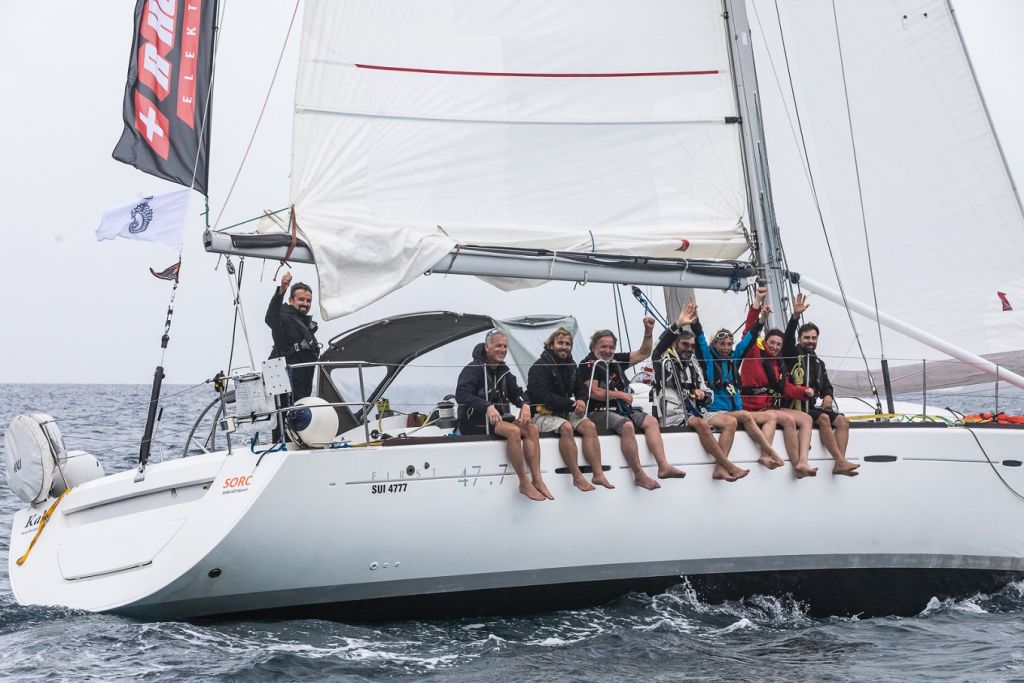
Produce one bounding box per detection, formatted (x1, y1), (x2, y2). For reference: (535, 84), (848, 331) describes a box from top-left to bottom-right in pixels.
(222, 475), (253, 490)
(129, 201), (154, 234)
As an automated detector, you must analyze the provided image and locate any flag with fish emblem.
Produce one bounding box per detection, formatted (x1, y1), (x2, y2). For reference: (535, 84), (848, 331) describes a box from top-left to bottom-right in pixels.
(95, 188), (190, 250)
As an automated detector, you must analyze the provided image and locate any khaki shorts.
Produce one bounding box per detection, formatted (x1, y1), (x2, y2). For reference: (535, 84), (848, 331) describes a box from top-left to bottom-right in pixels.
(532, 413), (588, 434)
(588, 409), (648, 434)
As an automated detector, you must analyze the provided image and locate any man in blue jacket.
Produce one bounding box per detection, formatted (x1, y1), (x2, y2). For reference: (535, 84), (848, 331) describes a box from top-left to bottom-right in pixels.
(690, 305), (784, 469)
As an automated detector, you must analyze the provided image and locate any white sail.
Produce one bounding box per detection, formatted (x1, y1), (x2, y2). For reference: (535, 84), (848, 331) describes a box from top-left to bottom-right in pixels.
(743, 0), (1024, 388)
(292, 0), (752, 318)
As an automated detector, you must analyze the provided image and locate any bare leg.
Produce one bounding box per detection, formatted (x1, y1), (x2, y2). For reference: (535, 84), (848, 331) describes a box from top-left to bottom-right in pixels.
(782, 408), (817, 478)
(739, 411), (783, 468)
(557, 422), (593, 491)
(836, 415), (851, 457)
(620, 421), (660, 489)
(642, 415), (686, 479)
(494, 422), (544, 501)
(521, 423), (553, 499)
(577, 419), (613, 489)
(714, 414), (737, 458)
(695, 416), (747, 481)
(822, 414), (858, 476)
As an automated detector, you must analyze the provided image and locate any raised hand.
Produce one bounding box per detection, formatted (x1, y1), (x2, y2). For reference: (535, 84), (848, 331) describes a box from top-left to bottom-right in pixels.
(677, 300), (698, 326)
(642, 316), (656, 332)
(793, 293), (810, 317)
(753, 285), (769, 306)
(278, 271), (293, 294)
(759, 304), (772, 323)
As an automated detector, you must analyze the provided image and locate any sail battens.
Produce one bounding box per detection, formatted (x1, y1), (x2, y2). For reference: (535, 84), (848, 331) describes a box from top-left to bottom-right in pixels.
(353, 64), (721, 78)
(294, 106), (735, 127)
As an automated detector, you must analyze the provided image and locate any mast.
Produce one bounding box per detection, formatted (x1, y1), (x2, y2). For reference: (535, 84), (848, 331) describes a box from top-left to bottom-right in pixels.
(722, 0), (789, 325)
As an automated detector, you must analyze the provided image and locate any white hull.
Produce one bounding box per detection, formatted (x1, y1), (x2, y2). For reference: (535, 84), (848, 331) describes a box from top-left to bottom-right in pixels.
(10, 424), (1024, 619)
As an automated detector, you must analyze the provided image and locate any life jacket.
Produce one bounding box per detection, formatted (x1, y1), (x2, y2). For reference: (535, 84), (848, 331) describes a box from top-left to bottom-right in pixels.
(963, 412), (1024, 424)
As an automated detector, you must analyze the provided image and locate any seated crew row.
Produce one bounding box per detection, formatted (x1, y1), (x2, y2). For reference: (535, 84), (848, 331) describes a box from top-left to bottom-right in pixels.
(454, 291), (857, 502)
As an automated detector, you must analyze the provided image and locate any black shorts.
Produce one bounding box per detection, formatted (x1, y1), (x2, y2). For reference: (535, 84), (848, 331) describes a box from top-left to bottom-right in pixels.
(808, 406), (842, 424)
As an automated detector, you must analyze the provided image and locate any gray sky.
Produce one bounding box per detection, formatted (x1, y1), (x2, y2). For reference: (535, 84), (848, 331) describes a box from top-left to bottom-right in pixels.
(1, 1), (1022, 384)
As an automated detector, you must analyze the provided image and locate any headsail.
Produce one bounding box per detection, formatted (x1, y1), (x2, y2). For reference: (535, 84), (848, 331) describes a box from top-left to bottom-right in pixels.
(291, 0), (753, 319)
(747, 0), (1024, 388)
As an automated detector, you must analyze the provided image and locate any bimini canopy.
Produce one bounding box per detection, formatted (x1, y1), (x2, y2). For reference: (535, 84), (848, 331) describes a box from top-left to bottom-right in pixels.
(318, 311), (580, 431)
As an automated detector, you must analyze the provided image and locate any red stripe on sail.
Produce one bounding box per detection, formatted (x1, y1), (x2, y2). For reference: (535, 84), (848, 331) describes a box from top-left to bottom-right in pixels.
(355, 64), (719, 78)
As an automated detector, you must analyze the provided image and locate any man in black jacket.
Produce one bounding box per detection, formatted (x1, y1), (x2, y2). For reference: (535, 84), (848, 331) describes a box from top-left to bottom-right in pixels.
(456, 329), (552, 501)
(265, 272), (320, 400)
(527, 328), (614, 492)
(579, 319), (686, 490)
(783, 294), (860, 476)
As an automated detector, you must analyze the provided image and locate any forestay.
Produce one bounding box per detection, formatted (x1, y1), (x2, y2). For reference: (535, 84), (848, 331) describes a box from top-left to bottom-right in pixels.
(292, 0), (751, 319)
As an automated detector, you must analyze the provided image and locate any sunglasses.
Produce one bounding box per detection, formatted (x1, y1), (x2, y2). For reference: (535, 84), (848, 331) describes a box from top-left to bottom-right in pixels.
(713, 332), (734, 341)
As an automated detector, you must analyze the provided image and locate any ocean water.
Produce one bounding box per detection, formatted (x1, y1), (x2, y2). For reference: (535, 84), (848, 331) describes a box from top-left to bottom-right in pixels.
(2, 383), (1024, 681)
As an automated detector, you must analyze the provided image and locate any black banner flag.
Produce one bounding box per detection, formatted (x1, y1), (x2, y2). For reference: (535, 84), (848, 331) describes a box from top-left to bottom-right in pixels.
(112, 0), (218, 195)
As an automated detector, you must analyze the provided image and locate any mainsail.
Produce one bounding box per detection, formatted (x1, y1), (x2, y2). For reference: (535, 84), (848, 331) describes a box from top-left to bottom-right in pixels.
(291, 0), (753, 319)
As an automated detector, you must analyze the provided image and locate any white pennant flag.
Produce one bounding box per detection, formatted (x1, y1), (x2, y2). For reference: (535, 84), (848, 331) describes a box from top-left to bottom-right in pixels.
(95, 189), (190, 250)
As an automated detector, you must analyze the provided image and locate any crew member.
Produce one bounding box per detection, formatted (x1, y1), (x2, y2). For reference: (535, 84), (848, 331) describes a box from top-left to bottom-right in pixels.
(652, 301), (749, 481)
(265, 272), (320, 400)
(783, 294), (860, 477)
(739, 289), (818, 478)
(527, 327), (613, 492)
(579, 317), (686, 489)
(456, 329), (552, 502)
(687, 294), (785, 470)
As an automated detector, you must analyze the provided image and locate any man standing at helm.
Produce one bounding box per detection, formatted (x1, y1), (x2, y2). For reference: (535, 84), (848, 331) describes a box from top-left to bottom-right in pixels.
(265, 272), (320, 400)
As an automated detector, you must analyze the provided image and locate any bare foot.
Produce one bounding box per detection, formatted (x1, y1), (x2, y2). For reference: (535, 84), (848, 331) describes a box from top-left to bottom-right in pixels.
(592, 474), (616, 489)
(635, 474), (661, 490)
(772, 454), (787, 468)
(573, 475), (596, 492)
(757, 454), (782, 470)
(713, 464), (738, 481)
(658, 465), (687, 479)
(533, 479), (555, 500)
(519, 482), (546, 501)
(729, 467), (749, 480)
(833, 461), (860, 477)
(794, 463), (818, 479)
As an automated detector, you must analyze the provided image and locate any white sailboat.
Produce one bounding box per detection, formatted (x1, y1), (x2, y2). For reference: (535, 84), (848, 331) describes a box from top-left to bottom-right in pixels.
(7, 0), (1024, 619)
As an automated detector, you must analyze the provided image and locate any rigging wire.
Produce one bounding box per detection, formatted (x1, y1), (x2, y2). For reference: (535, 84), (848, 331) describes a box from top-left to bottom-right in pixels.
(612, 285), (624, 348)
(223, 256), (258, 371)
(616, 285), (633, 351)
(212, 0), (301, 230)
(771, 0), (881, 402)
(52, 381), (211, 424)
(830, 0), (886, 360)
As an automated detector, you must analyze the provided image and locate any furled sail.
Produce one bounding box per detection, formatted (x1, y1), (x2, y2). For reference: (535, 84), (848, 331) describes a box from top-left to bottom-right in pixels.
(291, 0), (752, 319)
(746, 0), (1024, 391)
